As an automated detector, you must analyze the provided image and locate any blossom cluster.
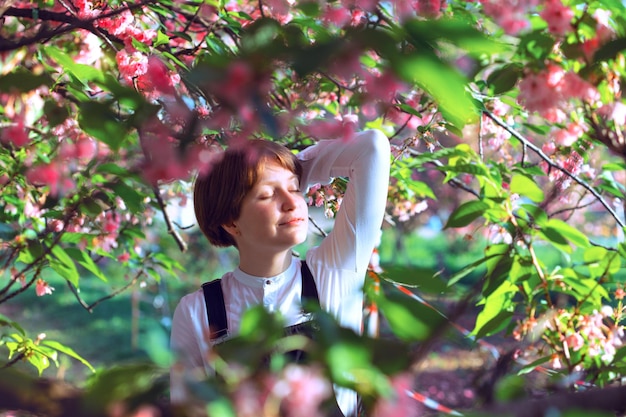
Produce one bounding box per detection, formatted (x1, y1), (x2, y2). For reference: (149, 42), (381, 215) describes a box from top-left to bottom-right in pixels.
(514, 300), (625, 372)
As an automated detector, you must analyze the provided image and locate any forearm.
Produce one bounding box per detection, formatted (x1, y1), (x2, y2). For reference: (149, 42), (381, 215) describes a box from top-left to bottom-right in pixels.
(300, 129), (391, 271)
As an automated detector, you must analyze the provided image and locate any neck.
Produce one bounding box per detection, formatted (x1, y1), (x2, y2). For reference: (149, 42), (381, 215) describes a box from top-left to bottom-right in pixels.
(237, 248), (293, 277)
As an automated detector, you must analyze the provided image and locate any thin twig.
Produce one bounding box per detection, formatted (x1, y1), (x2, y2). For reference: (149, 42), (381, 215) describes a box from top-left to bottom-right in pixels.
(1, 352), (25, 369)
(0, 265), (44, 304)
(308, 215), (328, 238)
(0, 1), (153, 52)
(67, 269), (145, 313)
(483, 110), (625, 229)
(153, 185), (188, 252)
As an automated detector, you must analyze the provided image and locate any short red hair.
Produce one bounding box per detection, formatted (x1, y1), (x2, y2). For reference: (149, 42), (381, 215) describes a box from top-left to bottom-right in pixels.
(193, 139), (302, 247)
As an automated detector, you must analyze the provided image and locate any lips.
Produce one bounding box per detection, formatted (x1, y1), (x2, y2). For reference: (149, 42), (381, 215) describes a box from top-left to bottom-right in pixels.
(279, 217), (305, 226)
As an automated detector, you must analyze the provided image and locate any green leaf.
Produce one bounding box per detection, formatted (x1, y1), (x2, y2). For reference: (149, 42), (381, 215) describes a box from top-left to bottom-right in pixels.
(394, 53), (478, 128)
(49, 246), (80, 286)
(444, 200), (489, 229)
(16, 240), (44, 265)
(404, 17), (510, 56)
(517, 31), (555, 61)
(0, 314), (25, 335)
(0, 68), (53, 93)
(326, 342), (390, 396)
(46, 46), (105, 83)
(65, 248), (108, 282)
(27, 352), (51, 375)
(379, 265), (447, 294)
(518, 355), (551, 375)
(510, 174), (544, 203)
(545, 218), (590, 248)
(41, 340), (95, 372)
(140, 325), (172, 368)
(487, 64), (523, 95)
(584, 246), (621, 277)
(109, 181), (144, 213)
(474, 281), (517, 338)
(375, 291), (444, 341)
(593, 37), (626, 62)
(78, 102), (128, 151)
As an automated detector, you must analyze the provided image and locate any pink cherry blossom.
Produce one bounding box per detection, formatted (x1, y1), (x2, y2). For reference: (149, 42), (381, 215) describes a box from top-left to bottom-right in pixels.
(35, 279), (54, 296)
(553, 122), (585, 147)
(371, 373), (419, 417)
(75, 31), (103, 65)
(264, 0), (292, 23)
(2, 118), (29, 148)
(117, 252), (131, 263)
(26, 163), (62, 195)
(75, 137), (97, 160)
(302, 118), (356, 141)
(96, 9), (134, 37)
(561, 72), (600, 103)
(415, 0), (444, 18)
(48, 219), (64, 232)
(564, 332), (584, 352)
(479, 0), (540, 35)
(73, 0), (99, 19)
(539, 0), (574, 36)
(137, 56), (177, 97)
(102, 212), (121, 234)
(273, 365), (331, 417)
(323, 4), (351, 27)
(542, 141), (556, 155)
(116, 49), (149, 86)
(364, 70), (407, 104)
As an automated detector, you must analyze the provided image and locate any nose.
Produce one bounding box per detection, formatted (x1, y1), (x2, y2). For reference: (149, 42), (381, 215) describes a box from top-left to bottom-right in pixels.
(280, 189), (301, 211)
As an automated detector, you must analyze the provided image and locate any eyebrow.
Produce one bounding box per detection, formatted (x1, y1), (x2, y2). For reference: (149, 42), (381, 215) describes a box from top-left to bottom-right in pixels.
(256, 173), (299, 185)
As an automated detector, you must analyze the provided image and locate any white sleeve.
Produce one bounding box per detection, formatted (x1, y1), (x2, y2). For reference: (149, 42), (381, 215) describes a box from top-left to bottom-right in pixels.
(298, 129), (390, 273)
(170, 292), (210, 403)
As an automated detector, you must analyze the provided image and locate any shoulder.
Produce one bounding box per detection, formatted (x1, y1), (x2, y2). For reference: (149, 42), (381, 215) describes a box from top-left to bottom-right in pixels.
(173, 289), (205, 315)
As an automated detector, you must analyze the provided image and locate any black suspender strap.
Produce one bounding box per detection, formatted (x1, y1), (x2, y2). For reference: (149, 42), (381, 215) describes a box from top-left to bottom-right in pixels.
(202, 280), (228, 339)
(202, 261), (321, 340)
(300, 260), (320, 310)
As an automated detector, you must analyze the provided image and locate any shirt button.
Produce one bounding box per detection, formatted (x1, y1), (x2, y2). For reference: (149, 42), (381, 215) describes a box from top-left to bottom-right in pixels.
(265, 280), (271, 285)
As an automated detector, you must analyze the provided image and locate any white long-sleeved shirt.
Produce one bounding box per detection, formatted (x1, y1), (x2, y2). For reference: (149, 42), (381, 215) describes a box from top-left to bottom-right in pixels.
(170, 129), (391, 416)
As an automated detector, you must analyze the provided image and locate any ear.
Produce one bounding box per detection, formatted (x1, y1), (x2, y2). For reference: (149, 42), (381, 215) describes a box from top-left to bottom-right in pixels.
(221, 222), (240, 238)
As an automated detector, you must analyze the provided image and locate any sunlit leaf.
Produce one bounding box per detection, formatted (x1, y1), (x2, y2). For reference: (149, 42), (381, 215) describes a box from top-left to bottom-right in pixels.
(65, 247), (108, 282)
(49, 246), (80, 287)
(444, 200), (490, 229)
(379, 265), (447, 294)
(41, 340), (95, 372)
(394, 53), (478, 128)
(510, 174), (544, 203)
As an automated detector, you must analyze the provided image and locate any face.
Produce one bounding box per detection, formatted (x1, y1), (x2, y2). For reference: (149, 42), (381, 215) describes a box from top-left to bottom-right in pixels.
(224, 161), (309, 254)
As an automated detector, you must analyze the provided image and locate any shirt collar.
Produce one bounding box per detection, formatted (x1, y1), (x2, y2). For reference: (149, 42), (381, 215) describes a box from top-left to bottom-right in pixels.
(232, 257), (298, 288)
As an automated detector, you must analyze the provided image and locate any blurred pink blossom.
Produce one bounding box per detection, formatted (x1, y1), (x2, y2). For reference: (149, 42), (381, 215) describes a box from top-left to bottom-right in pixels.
(2, 118), (29, 148)
(480, 0), (540, 35)
(273, 365), (332, 417)
(323, 4), (351, 27)
(539, 0), (574, 35)
(371, 373), (418, 417)
(35, 279), (54, 297)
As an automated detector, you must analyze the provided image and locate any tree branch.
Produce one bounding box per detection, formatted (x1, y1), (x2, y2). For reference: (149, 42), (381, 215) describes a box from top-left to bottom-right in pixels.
(153, 185), (187, 252)
(67, 269), (145, 313)
(0, 1), (154, 52)
(483, 110), (625, 229)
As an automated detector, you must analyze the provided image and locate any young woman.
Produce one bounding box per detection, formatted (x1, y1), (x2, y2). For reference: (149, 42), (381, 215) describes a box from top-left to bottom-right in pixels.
(170, 129), (390, 416)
